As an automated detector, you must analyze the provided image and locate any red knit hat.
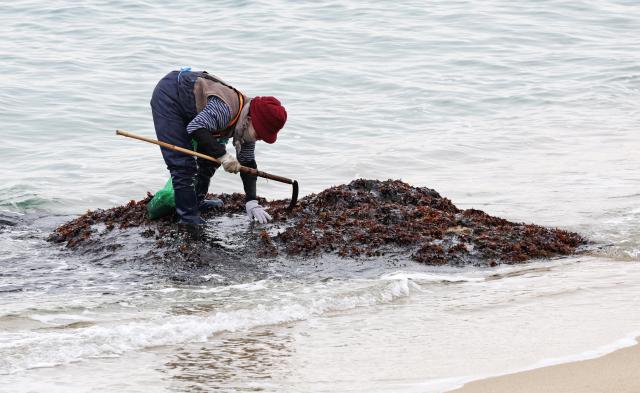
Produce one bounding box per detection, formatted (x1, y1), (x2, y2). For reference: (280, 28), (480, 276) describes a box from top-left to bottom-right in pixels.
(250, 96), (287, 144)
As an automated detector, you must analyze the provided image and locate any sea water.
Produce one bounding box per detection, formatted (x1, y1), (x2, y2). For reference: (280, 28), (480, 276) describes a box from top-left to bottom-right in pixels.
(1, 1), (640, 392)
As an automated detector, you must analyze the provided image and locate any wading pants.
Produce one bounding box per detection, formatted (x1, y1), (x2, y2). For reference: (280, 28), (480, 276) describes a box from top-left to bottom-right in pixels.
(150, 71), (217, 225)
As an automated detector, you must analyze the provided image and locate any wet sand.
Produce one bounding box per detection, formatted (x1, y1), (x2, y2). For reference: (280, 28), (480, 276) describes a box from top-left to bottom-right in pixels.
(449, 338), (640, 393)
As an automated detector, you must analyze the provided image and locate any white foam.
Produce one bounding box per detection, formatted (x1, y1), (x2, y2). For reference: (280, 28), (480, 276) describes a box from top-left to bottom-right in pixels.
(193, 280), (269, 293)
(0, 279), (412, 374)
(28, 313), (95, 324)
(532, 332), (640, 368)
(200, 273), (225, 282)
(380, 271), (485, 283)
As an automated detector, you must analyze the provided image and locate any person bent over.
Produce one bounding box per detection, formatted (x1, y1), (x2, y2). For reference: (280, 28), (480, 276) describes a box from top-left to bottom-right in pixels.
(150, 69), (287, 232)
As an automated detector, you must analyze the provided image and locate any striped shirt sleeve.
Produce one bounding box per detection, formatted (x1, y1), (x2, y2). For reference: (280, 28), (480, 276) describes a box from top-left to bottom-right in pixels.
(237, 141), (256, 164)
(186, 96), (232, 134)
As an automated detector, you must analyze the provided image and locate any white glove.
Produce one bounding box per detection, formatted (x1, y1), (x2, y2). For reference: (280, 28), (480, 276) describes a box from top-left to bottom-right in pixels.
(246, 200), (272, 224)
(219, 153), (241, 174)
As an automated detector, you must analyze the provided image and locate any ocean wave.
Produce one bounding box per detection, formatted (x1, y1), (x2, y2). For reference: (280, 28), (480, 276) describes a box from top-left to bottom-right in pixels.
(0, 187), (64, 214)
(0, 278), (412, 374)
(380, 270), (486, 283)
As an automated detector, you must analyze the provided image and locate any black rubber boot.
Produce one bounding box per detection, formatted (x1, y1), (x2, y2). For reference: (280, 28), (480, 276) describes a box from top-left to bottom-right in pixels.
(174, 187), (205, 226)
(195, 162), (223, 212)
(200, 198), (224, 211)
(177, 221), (204, 240)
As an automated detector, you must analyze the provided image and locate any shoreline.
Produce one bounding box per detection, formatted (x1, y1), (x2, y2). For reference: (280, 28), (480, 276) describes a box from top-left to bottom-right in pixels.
(448, 337), (640, 393)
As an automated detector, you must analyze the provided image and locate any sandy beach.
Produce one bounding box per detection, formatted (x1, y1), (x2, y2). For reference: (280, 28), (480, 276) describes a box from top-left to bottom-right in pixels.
(449, 338), (640, 393)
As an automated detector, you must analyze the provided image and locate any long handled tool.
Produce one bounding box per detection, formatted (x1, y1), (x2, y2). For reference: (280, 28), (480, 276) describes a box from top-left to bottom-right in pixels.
(115, 129), (299, 209)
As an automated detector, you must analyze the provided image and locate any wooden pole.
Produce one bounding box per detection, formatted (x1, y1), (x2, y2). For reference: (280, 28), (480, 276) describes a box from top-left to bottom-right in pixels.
(115, 129), (296, 185)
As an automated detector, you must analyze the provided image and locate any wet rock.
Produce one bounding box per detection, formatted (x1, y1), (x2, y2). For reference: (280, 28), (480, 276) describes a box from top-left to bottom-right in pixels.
(48, 179), (586, 266)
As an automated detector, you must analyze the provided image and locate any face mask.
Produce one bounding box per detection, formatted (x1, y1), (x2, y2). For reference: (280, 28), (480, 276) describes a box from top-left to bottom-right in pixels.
(243, 120), (258, 143)
(233, 111), (258, 154)
(236, 117), (256, 144)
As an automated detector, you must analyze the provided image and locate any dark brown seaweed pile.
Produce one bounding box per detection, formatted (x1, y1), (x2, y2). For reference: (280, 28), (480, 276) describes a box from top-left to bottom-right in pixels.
(48, 179), (586, 266)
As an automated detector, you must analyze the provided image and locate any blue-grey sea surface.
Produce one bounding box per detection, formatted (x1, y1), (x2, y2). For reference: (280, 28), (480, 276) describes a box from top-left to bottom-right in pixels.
(1, 1), (640, 392)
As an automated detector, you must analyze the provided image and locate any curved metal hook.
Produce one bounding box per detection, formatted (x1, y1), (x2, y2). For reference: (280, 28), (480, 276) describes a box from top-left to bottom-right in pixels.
(288, 180), (299, 210)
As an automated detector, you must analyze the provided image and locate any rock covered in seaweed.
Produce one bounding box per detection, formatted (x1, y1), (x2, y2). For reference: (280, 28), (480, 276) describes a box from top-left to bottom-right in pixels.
(48, 179), (586, 266)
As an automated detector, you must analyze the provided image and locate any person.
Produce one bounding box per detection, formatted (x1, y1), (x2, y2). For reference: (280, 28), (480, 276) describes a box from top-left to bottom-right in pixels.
(150, 68), (287, 232)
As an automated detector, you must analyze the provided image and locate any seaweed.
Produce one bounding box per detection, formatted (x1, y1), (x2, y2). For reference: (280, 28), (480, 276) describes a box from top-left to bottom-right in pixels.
(48, 179), (586, 266)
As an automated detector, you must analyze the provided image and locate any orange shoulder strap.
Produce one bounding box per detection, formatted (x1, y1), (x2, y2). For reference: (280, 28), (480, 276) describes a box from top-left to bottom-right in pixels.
(227, 93), (244, 128)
